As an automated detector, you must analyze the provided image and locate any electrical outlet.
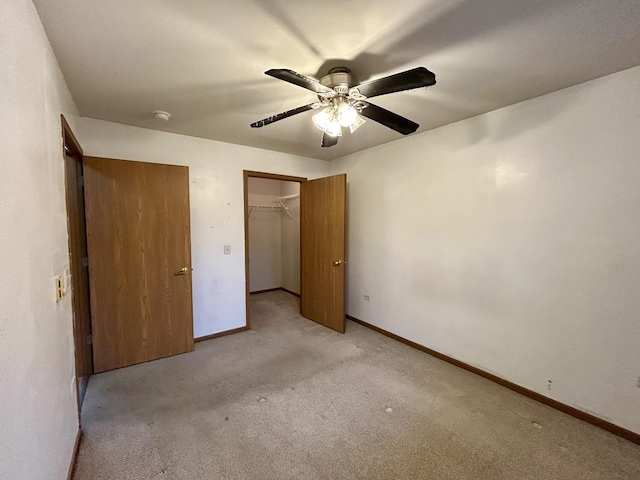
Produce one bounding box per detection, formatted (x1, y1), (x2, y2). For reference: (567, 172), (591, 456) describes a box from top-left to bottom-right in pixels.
(55, 276), (66, 302)
(363, 295), (370, 301)
(224, 245), (231, 255)
(547, 380), (553, 391)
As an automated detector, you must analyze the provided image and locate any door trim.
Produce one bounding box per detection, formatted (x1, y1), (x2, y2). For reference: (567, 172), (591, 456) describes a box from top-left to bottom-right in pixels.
(62, 115), (83, 156)
(61, 115), (92, 418)
(243, 171), (306, 328)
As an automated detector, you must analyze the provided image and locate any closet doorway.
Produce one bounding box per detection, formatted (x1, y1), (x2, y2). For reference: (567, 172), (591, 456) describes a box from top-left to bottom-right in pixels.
(244, 171), (304, 329)
(243, 171), (347, 333)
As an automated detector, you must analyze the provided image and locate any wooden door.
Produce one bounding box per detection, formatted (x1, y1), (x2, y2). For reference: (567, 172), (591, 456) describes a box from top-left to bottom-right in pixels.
(84, 157), (194, 373)
(64, 154), (94, 380)
(300, 174), (347, 332)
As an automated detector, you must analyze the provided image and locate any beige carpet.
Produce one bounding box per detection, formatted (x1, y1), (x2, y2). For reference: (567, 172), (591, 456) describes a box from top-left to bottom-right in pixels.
(73, 291), (640, 479)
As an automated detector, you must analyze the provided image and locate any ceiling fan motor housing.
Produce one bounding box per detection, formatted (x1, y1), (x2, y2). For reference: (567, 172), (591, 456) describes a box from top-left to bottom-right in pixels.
(320, 67), (359, 95)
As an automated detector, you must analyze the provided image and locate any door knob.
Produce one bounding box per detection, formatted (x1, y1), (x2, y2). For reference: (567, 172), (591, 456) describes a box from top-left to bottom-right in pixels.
(174, 267), (189, 275)
(333, 260), (343, 266)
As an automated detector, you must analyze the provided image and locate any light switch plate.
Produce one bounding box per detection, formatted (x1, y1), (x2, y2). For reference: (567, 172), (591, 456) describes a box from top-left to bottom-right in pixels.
(224, 245), (231, 255)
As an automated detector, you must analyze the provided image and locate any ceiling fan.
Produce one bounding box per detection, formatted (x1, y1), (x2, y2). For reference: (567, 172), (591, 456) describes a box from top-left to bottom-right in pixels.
(250, 66), (436, 147)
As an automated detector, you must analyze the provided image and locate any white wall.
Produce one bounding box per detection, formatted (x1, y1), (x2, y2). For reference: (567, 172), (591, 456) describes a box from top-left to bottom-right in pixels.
(76, 118), (329, 337)
(281, 181), (301, 294)
(330, 66), (640, 434)
(248, 178), (282, 292)
(0, 1), (81, 479)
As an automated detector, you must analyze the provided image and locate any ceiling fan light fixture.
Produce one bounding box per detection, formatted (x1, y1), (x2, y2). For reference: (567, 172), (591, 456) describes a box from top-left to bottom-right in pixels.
(337, 103), (358, 127)
(349, 115), (366, 133)
(312, 108), (331, 130)
(313, 107), (342, 137)
(324, 120), (342, 137)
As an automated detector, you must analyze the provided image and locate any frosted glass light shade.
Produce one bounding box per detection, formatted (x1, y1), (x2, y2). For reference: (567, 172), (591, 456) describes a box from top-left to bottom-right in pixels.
(349, 115), (366, 133)
(338, 104), (358, 127)
(313, 107), (342, 136)
(325, 120), (342, 137)
(313, 109), (331, 130)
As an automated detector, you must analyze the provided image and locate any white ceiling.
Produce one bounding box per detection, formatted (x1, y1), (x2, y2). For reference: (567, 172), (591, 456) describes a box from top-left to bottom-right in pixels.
(34, 0), (640, 160)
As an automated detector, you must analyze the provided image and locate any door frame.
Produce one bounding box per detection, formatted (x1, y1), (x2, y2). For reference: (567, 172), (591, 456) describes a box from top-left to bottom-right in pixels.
(61, 115), (93, 414)
(243, 170), (307, 328)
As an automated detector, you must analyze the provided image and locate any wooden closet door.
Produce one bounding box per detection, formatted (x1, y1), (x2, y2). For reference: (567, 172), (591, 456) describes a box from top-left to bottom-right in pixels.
(300, 174), (347, 333)
(84, 157), (194, 372)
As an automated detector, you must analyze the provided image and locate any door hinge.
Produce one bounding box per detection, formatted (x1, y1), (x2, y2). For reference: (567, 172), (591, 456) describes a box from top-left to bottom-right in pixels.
(86, 334), (92, 345)
(82, 256), (89, 267)
(78, 175), (84, 187)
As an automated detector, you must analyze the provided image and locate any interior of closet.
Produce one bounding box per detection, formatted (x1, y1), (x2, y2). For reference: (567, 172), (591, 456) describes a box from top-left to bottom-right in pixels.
(247, 177), (300, 295)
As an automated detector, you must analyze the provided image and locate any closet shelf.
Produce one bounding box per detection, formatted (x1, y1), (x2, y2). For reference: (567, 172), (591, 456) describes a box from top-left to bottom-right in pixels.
(248, 203), (293, 219)
(279, 193), (299, 201)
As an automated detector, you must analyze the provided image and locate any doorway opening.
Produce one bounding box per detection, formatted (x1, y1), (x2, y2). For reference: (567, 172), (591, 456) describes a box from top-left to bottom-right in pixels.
(61, 115), (93, 412)
(243, 171), (306, 328)
(243, 170), (348, 333)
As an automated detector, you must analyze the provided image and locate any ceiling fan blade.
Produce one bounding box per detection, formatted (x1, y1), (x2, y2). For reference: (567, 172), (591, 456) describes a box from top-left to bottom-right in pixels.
(250, 103), (316, 128)
(265, 69), (333, 95)
(321, 132), (338, 148)
(355, 67), (436, 98)
(359, 101), (419, 135)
